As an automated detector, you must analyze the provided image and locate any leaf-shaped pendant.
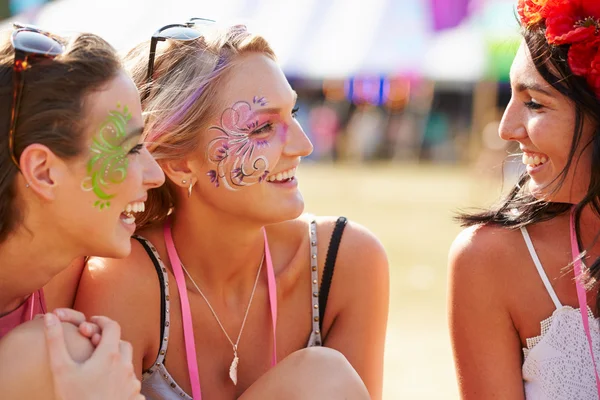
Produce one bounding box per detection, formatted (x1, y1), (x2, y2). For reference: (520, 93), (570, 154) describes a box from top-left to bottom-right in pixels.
(229, 355), (239, 385)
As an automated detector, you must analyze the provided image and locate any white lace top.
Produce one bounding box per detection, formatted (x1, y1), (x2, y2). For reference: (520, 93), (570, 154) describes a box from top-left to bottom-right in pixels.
(520, 227), (600, 400)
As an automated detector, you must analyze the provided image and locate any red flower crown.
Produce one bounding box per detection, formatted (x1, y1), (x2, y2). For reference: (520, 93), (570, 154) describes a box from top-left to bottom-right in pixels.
(518, 0), (600, 98)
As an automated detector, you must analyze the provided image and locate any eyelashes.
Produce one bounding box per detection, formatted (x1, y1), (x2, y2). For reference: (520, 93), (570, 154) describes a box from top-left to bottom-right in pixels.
(524, 100), (543, 110)
(250, 106), (300, 136)
(251, 122), (274, 135)
(128, 143), (144, 155)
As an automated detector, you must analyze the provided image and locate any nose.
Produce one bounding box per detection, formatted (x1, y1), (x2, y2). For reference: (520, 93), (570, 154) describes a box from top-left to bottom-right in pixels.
(283, 119), (314, 158)
(498, 97), (528, 143)
(141, 148), (165, 189)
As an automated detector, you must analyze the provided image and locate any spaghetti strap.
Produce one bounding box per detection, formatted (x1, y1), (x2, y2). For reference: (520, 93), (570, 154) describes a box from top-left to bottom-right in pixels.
(520, 227), (562, 309)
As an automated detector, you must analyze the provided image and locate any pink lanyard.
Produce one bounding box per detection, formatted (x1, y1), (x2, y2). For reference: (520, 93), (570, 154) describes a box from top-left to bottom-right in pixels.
(570, 209), (600, 396)
(163, 218), (278, 400)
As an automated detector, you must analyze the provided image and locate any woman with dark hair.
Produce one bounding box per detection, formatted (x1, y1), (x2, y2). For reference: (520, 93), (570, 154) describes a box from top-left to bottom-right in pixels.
(0, 25), (164, 399)
(449, 1), (600, 398)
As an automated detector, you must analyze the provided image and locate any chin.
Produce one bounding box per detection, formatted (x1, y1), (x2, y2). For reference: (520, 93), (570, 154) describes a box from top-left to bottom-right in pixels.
(96, 239), (132, 259)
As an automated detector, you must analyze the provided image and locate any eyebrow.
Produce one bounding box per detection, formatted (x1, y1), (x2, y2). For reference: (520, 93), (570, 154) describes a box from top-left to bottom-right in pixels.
(118, 126), (144, 146)
(515, 82), (555, 97)
(252, 91), (298, 115)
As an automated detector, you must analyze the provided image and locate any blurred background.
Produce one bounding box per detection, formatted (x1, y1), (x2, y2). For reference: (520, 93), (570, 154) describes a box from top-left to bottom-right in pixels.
(1, 0), (526, 398)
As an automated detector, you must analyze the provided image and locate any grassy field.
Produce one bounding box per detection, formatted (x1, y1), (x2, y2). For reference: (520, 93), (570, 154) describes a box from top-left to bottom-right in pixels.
(297, 162), (503, 400)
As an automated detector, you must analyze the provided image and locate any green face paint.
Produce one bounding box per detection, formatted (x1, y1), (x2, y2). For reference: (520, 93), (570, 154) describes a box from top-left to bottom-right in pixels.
(81, 103), (132, 210)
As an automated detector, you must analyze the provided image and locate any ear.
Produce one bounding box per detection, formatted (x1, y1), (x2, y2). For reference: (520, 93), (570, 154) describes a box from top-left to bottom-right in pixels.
(161, 157), (197, 188)
(19, 144), (63, 201)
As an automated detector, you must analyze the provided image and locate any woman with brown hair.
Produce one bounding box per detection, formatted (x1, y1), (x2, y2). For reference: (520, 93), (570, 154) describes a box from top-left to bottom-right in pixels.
(75, 21), (388, 399)
(0, 24), (164, 399)
(449, 1), (600, 398)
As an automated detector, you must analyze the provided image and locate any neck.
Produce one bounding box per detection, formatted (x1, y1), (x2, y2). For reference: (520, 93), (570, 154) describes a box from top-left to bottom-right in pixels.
(0, 227), (76, 315)
(169, 202), (267, 295)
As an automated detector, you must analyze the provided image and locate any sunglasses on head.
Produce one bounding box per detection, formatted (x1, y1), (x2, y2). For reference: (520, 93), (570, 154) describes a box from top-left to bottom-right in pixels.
(144, 17), (216, 100)
(8, 23), (64, 169)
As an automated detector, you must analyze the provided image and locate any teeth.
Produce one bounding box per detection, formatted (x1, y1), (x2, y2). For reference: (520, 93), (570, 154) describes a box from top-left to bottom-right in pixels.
(522, 153), (548, 167)
(121, 214), (135, 225)
(267, 167), (297, 182)
(123, 201), (145, 214)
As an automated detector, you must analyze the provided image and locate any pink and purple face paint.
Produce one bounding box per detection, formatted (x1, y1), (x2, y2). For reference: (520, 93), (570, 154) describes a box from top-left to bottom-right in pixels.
(206, 96), (287, 190)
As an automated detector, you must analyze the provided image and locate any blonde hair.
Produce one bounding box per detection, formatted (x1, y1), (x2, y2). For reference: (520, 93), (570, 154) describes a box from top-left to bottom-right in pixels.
(124, 24), (276, 229)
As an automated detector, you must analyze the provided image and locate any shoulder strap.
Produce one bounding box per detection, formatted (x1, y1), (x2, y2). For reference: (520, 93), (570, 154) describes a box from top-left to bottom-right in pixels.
(570, 209), (600, 396)
(308, 220), (322, 345)
(132, 236), (172, 373)
(319, 217), (347, 330)
(520, 227), (562, 309)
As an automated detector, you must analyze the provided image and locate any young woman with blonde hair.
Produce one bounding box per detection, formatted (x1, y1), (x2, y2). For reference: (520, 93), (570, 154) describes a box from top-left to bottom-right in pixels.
(76, 21), (388, 399)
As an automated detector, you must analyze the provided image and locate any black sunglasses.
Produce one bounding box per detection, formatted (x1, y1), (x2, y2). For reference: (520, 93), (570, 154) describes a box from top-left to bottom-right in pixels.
(144, 17), (216, 100)
(8, 23), (64, 169)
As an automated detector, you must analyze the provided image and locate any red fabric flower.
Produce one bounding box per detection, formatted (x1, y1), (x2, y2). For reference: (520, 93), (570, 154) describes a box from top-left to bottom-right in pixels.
(586, 51), (600, 96)
(543, 0), (600, 44)
(568, 38), (600, 75)
(518, 0), (548, 27)
(519, 0), (600, 98)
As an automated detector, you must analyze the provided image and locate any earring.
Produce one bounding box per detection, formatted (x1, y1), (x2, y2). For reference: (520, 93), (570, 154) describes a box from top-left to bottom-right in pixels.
(182, 179), (187, 184)
(25, 183), (30, 188)
(188, 181), (194, 198)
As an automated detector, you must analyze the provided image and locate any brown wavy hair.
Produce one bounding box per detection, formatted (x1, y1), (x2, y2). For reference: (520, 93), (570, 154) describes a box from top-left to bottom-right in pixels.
(0, 30), (122, 242)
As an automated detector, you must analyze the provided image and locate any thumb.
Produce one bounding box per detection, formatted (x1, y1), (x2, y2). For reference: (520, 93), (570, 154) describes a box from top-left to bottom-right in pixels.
(43, 313), (74, 374)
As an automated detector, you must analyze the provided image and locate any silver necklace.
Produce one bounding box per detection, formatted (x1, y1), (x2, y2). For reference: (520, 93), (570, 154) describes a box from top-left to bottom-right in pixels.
(180, 253), (264, 386)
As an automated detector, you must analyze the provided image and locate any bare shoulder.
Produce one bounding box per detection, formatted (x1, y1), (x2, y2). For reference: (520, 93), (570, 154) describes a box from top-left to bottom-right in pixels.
(74, 231), (163, 366)
(79, 231), (162, 299)
(448, 223), (524, 287)
(0, 319), (93, 398)
(315, 215), (388, 279)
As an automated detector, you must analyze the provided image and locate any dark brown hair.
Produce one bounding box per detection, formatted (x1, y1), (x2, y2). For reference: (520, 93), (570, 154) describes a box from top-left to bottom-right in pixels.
(457, 24), (600, 308)
(0, 31), (122, 242)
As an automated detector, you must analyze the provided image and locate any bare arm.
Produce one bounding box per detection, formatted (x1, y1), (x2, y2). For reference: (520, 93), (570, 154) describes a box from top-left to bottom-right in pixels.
(319, 219), (389, 400)
(448, 226), (525, 399)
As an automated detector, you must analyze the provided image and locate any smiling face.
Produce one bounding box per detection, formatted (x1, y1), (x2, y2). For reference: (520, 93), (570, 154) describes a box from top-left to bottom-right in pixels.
(183, 53), (313, 223)
(499, 42), (596, 203)
(52, 71), (164, 258)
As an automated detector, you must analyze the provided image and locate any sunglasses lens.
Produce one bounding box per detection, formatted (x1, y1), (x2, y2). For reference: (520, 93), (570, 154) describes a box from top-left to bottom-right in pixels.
(13, 30), (63, 56)
(159, 26), (202, 41)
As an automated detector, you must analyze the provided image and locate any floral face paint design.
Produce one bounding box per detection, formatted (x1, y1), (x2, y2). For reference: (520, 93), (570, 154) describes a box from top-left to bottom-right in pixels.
(81, 103), (132, 209)
(207, 96), (284, 190)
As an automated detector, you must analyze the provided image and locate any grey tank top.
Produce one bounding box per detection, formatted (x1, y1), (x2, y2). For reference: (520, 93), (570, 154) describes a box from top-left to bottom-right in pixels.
(137, 219), (327, 400)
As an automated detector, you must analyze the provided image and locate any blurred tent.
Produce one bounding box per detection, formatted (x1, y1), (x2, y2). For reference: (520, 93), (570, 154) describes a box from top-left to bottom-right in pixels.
(1, 0), (517, 81)
(423, 0), (520, 83)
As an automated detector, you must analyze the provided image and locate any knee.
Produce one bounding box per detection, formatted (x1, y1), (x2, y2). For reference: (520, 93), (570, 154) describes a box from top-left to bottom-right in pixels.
(286, 347), (369, 398)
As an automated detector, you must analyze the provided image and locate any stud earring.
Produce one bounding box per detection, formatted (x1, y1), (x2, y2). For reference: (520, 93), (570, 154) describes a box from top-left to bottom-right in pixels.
(182, 179), (187, 184)
(25, 183), (30, 188)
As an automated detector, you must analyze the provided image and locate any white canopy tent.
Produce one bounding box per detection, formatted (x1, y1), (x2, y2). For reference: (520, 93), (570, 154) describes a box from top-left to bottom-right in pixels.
(1, 0), (432, 79)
